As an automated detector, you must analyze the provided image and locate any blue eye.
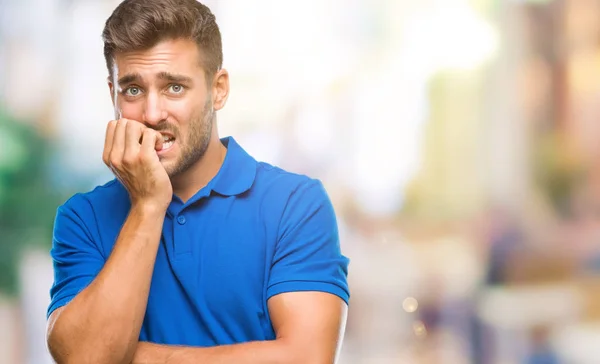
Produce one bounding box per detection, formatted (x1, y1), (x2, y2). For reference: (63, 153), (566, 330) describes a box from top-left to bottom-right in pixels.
(169, 84), (184, 94)
(124, 87), (141, 96)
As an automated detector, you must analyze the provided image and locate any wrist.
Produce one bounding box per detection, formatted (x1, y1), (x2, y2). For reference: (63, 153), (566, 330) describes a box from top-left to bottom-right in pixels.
(165, 347), (191, 364)
(133, 342), (173, 364)
(130, 200), (169, 218)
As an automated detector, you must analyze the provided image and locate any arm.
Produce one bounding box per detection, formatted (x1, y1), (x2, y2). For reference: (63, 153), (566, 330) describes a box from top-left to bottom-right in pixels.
(48, 203), (164, 363)
(47, 204), (166, 364)
(47, 120), (171, 364)
(132, 292), (347, 364)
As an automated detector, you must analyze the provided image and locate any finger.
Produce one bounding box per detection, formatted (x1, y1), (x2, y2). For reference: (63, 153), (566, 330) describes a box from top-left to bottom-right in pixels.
(141, 128), (163, 152)
(154, 132), (163, 151)
(109, 118), (128, 167)
(141, 128), (162, 155)
(124, 120), (145, 157)
(103, 120), (118, 165)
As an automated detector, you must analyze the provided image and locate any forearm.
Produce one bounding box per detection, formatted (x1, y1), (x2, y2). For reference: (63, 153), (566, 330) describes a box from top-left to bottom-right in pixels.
(132, 340), (299, 364)
(50, 205), (166, 364)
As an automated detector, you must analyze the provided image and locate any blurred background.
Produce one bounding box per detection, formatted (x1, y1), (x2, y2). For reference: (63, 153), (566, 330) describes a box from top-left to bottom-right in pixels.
(2, 0), (600, 362)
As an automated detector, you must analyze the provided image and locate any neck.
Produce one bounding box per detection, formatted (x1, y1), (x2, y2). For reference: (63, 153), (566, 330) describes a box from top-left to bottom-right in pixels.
(171, 134), (227, 203)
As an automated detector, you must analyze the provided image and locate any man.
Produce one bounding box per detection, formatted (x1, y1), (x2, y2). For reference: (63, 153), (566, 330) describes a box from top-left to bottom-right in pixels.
(45, 1), (350, 363)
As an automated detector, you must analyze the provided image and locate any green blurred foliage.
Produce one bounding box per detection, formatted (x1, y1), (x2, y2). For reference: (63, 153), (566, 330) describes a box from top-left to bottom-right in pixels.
(533, 131), (584, 217)
(0, 108), (64, 295)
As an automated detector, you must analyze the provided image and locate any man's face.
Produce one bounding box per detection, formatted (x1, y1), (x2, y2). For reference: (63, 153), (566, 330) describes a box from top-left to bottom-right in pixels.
(110, 38), (214, 178)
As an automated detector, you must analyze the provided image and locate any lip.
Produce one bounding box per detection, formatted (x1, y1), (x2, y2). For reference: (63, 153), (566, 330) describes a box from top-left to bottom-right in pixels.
(159, 131), (175, 139)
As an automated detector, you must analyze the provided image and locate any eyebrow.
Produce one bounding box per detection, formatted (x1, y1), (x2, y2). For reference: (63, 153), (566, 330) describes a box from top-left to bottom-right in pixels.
(117, 72), (194, 85)
(117, 73), (142, 85)
(157, 72), (193, 84)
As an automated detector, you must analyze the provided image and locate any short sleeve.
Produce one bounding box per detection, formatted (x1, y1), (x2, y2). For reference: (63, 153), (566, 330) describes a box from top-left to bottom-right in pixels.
(267, 179), (350, 304)
(47, 195), (105, 319)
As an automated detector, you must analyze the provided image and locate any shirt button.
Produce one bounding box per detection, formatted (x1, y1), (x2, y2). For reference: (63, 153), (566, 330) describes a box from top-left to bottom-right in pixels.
(177, 215), (186, 225)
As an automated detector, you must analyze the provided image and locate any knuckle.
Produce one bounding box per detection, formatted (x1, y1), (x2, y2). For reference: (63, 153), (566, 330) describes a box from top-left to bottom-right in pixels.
(122, 153), (137, 166)
(106, 120), (117, 133)
(125, 118), (136, 129)
(109, 156), (121, 169)
(134, 122), (146, 135)
(142, 129), (154, 141)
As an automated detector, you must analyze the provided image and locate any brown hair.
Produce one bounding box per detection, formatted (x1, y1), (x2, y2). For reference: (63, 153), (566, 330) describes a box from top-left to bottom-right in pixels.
(102, 0), (222, 79)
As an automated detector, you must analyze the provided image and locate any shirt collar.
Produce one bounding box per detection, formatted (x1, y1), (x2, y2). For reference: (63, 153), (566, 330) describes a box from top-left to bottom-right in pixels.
(209, 136), (257, 196)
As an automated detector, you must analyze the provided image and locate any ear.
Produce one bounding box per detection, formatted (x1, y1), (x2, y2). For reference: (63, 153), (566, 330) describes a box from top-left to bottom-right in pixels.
(108, 78), (116, 107)
(108, 78), (122, 119)
(211, 69), (229, 111)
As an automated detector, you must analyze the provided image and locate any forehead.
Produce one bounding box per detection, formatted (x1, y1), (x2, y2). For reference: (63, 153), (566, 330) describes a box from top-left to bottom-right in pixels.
(113, 38), (205, 81)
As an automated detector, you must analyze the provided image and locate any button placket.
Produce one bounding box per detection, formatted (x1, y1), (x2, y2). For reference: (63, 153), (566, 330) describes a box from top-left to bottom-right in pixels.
(173, 213), (191, 257)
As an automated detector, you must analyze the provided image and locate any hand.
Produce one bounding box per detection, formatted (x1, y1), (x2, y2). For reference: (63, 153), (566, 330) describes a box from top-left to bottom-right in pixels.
(103, 118), (172, 211)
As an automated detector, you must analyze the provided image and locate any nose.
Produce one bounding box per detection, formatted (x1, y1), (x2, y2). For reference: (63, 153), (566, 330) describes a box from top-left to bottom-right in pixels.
(142, 92), (167, 126)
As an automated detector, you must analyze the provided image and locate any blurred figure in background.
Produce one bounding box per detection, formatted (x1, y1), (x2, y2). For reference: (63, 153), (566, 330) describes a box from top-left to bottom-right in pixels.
(526, 326), (560, 364)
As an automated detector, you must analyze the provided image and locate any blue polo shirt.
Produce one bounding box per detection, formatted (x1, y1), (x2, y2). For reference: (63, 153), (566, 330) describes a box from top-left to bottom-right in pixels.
(48, 136), (349, 345)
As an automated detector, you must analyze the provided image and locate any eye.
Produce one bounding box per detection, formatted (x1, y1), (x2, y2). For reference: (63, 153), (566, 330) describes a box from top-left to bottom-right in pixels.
(168, 84), (185, 94)
(124, 86), (142, 97)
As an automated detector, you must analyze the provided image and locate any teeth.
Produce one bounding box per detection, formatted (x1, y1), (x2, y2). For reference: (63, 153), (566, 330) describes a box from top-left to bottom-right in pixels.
(160, 134), (175, 150)
(163, 140), (174, 149)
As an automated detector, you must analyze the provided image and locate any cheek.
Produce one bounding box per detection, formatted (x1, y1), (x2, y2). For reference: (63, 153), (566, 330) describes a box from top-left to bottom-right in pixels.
(168, 98), (195, 118)
(168, 102), (197, 127)
(118, 101), (144, 121)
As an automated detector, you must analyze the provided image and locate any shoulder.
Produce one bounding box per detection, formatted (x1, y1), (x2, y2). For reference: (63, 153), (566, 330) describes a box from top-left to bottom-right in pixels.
(53, 179), (129, 256)
(251, 162), (334, 222)
(254, 161), (327, 199)
(252, 162), (329, 202)
(57, 178), (128, 223)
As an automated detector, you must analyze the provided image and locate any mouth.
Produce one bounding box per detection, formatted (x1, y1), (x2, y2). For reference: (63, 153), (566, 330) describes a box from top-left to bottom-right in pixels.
(160, 133), (176, 152)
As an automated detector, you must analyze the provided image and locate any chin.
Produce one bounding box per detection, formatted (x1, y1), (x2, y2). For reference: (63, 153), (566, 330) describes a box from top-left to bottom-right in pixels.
(159, 160), (176, 176)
